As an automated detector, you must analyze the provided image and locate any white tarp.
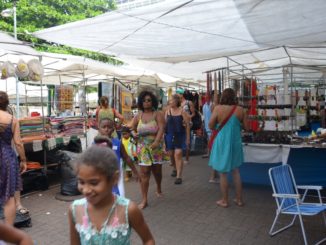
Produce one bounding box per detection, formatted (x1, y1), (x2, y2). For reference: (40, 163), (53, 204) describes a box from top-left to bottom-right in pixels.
(40, 52), (180, 85)
(33, 0), (326, 81)
(0, 32), (40, 56)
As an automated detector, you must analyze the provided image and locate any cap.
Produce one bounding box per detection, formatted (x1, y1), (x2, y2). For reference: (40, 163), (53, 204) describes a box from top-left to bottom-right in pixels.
(176, 88), (185, 94)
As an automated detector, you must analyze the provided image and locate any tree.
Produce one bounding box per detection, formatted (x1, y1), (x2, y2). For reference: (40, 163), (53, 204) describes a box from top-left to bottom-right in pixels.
(0, 0), (121, 64)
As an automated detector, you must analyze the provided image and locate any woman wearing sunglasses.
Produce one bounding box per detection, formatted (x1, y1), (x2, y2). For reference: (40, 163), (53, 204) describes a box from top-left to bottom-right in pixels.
(130, 90), (168, 209)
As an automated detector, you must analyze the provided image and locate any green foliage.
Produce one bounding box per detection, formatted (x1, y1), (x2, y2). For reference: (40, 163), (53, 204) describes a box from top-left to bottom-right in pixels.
(0, 0), (120, 64)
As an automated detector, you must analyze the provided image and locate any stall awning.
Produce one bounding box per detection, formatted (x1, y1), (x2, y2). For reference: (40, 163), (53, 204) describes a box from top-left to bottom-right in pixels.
(33, 0), (326, 81)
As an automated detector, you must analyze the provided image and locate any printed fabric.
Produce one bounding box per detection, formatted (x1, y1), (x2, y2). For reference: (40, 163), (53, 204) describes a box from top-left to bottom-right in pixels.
(136, 112), (169, 166)
(0, 118), (21, 205)
(71, 195), (131, 245)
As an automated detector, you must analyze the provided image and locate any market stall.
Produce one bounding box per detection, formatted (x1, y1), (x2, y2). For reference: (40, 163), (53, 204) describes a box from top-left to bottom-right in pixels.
(32, 0), (326, 187)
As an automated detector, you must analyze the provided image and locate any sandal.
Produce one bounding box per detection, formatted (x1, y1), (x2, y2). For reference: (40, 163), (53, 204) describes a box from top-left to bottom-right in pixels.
(17, 207), (29, 215)
(216, 200), (228, 208)
(233, 199), (244, 207)
(174, 178), (182, 185)
(171, 170), (177, 177)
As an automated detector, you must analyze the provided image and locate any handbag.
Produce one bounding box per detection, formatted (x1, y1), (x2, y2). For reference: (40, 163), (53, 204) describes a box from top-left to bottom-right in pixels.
(208, 105), (237, 150)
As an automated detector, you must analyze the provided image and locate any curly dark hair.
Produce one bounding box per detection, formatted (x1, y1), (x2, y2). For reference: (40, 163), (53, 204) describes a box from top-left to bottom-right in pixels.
(137, 90), (158, 111)
(0, 91), (9, 111)
(220, 88), (237, 105)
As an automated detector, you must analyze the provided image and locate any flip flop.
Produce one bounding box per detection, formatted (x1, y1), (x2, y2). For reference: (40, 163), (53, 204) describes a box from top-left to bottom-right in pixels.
(17, 207), (29, 215)
(233, 199), (244, 207)
(216, 200), (228, 208)
(138, 202), (148, 210)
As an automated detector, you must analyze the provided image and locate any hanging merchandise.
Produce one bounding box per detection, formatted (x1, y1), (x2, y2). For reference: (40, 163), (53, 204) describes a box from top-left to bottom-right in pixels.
(78, 87), (87, 114)
(121, 90), (133, 123)
(55, 85), (74, 112)
(1, 61), (15, 79)
(27, 59), (44, 81)
(15, 59), (29, 79)
(167, 87), (172, 100)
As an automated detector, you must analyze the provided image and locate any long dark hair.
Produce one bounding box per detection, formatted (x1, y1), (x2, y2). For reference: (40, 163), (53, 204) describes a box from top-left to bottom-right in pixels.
(220, 88), (237, 105)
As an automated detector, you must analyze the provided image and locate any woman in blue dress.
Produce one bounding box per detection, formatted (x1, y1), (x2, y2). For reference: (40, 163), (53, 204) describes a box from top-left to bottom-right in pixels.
(208, 88), (248, 208)
(0, 91), (27, 224)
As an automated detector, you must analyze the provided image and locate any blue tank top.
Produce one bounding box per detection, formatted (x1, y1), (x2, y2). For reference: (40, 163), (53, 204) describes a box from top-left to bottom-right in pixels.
(166, 109), (185, 133)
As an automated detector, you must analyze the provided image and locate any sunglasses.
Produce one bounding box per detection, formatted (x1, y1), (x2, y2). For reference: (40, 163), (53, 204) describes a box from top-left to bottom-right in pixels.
(143, 98), (152, 103)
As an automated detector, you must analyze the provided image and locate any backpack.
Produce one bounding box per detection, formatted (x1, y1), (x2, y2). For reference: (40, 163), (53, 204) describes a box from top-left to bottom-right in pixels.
(191, 110), (202, 130)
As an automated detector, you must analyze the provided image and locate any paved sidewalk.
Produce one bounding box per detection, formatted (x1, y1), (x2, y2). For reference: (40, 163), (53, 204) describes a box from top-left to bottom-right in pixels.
(20, 156), (325, 245)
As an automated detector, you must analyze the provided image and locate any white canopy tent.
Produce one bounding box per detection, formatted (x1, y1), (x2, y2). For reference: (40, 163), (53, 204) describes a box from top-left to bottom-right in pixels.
(33, 0), (326, 83)
(39, 52), (181, 86)
(0, 32), (40, 57)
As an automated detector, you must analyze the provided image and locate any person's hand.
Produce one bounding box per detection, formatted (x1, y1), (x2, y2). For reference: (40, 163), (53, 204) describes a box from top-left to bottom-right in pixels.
(19, 233), (34, 245)
(150, 141), (159, 150)
(20, 161), (27, 174)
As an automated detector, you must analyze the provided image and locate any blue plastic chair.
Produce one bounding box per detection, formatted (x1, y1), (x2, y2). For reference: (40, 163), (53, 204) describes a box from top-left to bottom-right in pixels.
(269, 165), (326, 245)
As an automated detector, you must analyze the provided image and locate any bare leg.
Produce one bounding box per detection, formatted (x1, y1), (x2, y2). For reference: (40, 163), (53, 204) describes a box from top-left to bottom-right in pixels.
(174, 149), (183, 179)
(232, 168), (244, 206)
(15, 191), (22, 209)
(185, 147), (190, 164)
(216, 173), (229, 207)
(139, 166), (151, 209)
(169, 150), (176, 169)
(15, 191), (29, 214)
(151, 164), (163, 197)
(209, 170), (218, 182)
(4, 197), (16, 225)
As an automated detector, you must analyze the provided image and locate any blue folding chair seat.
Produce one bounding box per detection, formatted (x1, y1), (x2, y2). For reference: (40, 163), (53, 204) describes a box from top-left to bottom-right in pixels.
(269, 164), (326, 245)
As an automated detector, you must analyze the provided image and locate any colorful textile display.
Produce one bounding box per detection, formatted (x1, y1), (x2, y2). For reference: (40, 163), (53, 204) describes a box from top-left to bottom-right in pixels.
(19, 117), (48, 142)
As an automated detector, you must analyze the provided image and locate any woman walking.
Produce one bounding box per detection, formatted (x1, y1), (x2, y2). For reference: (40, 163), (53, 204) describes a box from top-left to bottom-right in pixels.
(96, 96), (124, 137)
(165, 94), (190, 184)
(208, 88), (248, 208)
(130, 90), (167, 209)
(0, 91), (27, 224)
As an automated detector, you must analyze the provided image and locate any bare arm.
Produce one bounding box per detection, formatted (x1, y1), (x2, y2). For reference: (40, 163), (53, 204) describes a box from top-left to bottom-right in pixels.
(113, 108), (124, 121)
(95, 107), (100, 125)
(0, 222), (33, 245)
(129, 113), (140, 132)
(68, 206), (81, 245)
(128, 201), (155, 245)
(182, 111), (190, 146)
(12, 118), (27, 173)
(209, 106), (219, 130)
(241, 108), (250, 131)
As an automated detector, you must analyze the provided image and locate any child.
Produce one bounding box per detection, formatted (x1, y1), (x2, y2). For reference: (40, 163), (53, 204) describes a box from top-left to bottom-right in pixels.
(121, 126), (137, 181)
(69, 146), (155, 245)
(97, 118), (139, 196)
(0, 222), (33, 245)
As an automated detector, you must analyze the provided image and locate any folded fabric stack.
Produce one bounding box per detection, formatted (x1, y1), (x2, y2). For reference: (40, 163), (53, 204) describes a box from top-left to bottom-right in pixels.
(19, 117), (48, 143)
(48, 117), (64, 135)
(61, 116), (85, 137)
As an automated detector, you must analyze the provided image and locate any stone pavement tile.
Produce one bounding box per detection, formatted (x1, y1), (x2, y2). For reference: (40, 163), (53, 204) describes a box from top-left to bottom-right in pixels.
(18, 155), (325, 245)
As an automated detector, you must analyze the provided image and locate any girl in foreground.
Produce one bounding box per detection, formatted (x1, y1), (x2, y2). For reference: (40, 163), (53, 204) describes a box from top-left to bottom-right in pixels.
(68, 146), (155, 245)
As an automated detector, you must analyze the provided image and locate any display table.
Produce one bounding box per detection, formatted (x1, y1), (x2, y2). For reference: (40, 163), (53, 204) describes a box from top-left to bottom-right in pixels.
(24, 136), (83, 166)
(240, 143), (326, 187)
